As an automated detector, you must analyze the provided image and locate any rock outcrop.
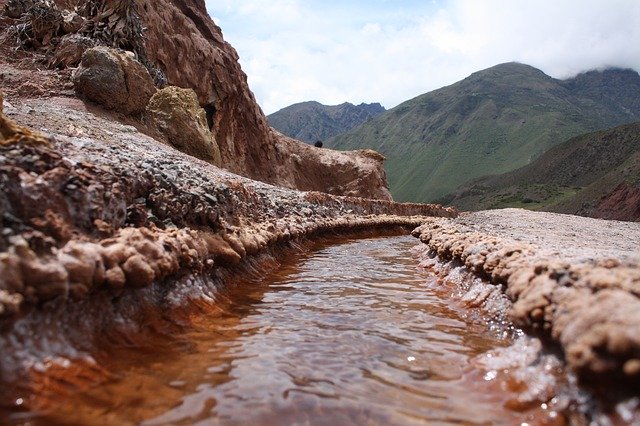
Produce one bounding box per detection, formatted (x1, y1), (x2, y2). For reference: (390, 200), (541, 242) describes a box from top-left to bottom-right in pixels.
(146, 86), (222, 166)
(138, 0), (267, 177)
(271, 130), (392, 200)
(73, 46), (156, 115)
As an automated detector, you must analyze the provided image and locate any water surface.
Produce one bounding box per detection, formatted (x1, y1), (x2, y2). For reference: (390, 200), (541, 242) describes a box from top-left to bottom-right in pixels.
(31, 235), (522, 425)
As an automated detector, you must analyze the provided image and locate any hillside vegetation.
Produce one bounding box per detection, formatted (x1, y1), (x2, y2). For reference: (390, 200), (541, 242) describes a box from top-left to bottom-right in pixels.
(440, 121), (640, 221)
(268, 101), (385, 143)
(328, 63), (640, 202)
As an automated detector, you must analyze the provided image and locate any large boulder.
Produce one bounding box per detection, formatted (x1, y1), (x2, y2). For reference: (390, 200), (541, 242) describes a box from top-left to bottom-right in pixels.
(146, 86), (222, 167)
(271, 130), (393, 200)
(73, 46), (156, 115)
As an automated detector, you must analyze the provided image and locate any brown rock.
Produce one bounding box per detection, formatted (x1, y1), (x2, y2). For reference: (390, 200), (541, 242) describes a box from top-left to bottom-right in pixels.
(122, 254), (155, 288)
(60, 9), (84, 34)
(139, 0), (261, 172)
(73, 46), (156, 115)
(105, 266), (126, 289)
(146, 86), (222, 166)
(4, 0), (32, 19)
(271, 130), (392, 200)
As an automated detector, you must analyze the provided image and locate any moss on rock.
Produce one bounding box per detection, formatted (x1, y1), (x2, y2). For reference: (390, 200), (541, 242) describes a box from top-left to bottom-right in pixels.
(146, 86), (222, 167)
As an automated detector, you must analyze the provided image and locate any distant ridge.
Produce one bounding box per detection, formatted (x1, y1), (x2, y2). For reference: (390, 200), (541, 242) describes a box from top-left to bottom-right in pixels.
(267, 101), (385, 143)
(328, 62), (640, 202)
(440, 121), (640, 221)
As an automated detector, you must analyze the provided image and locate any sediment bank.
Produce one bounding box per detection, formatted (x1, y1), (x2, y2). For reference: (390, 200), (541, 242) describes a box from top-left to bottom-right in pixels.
(412, 209), (640, 387)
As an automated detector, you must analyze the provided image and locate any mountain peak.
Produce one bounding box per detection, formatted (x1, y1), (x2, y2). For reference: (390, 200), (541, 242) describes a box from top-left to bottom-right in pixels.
(268, 101), (386, 143)
(564, 67), (640, 88)
(469, 62), (550, 79)
(330, 61), (640, 202)
(562, 67), (640, 117)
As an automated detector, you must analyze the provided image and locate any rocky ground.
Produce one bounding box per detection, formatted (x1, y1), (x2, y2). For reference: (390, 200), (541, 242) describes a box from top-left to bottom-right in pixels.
(413, 209), (640, 404)
(0, 89), (456, 307)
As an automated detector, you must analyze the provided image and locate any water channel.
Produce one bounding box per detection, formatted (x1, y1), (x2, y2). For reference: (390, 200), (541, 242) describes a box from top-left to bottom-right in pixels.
(13, 235), (551, 425)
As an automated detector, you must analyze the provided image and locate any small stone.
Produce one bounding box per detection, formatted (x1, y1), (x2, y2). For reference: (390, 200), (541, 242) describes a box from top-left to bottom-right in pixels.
(530, 308), (544, 321)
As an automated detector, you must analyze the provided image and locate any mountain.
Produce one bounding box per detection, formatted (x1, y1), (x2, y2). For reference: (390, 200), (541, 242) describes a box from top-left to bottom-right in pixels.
(439, 121), (640, 221)
(328, 63), (640, 202)
(267, 101), (385, 143)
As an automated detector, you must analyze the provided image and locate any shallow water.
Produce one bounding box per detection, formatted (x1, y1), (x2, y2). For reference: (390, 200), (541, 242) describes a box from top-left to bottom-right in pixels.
(17, 235), (540, 425)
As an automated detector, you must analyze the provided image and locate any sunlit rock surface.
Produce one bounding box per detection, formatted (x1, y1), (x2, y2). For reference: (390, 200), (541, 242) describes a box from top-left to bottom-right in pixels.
(146, 86), (222, 166)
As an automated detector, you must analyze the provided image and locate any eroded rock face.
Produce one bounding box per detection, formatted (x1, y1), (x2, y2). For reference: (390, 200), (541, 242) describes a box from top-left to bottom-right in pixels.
(271, 130), (392, 200)
(146, 86), (222, 166)
(73, 46), (156, 115)
(139, 0), (275, 179)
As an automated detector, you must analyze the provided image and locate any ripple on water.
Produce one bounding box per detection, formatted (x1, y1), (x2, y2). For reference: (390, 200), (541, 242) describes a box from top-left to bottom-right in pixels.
(26, 235), (540, 425)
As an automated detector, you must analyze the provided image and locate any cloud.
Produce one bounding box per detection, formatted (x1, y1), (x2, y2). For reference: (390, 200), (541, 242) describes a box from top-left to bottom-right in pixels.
(206, 0), (640, 114)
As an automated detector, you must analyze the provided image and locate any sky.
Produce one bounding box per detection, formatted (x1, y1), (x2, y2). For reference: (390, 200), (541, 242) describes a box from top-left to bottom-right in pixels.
(205, 0), (640, 115)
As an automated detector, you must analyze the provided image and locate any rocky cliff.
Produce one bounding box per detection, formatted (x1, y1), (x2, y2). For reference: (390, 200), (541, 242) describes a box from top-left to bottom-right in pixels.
(0, 0), (393, 200)
(136, 0), (393, 199)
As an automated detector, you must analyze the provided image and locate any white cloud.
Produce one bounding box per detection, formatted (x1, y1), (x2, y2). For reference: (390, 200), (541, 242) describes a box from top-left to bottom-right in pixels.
(206, 0), (640, 114)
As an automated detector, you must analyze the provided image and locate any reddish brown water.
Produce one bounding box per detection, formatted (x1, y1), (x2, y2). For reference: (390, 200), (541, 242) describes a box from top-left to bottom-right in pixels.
(10, 236), (553, 425)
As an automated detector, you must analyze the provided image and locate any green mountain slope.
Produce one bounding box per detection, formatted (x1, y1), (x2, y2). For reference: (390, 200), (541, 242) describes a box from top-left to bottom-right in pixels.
(328, 63), (640, 202)
(440, 121), (640, 220)
(267, 101), (385, 143)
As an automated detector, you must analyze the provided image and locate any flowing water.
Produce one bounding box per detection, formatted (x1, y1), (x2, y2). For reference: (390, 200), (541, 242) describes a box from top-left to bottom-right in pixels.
(14, 235), (541, 425)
